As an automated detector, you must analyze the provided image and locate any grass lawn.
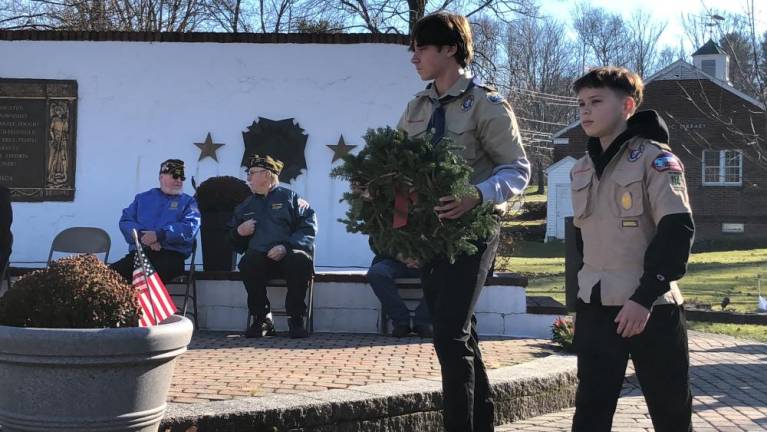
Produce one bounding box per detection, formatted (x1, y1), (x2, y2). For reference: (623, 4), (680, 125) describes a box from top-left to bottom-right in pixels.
(688, 322), (767, 343)
(499, 184), (767, 340)
(496, 242), (767, 314)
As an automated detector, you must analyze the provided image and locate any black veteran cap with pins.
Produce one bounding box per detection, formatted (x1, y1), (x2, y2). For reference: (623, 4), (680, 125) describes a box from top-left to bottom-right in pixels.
(247, 154), (284, 175)
(160, 159), (186, 180)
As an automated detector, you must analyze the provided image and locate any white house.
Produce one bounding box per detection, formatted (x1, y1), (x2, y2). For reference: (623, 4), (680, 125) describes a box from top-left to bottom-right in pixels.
(544, 156), (575, 241)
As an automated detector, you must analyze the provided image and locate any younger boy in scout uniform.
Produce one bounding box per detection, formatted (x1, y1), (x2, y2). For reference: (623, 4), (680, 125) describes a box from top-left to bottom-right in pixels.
(398, 12), (530, 432)
(570, 67), (695, 432)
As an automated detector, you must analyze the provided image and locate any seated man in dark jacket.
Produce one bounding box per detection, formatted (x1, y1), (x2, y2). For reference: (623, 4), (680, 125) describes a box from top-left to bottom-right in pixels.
(111, 159), (200, 283)
(228, 155), (317, 339)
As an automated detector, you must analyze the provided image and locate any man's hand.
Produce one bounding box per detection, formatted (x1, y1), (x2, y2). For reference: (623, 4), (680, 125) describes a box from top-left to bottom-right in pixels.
(267, 245), (287, 261)
(237, 219), (256, 236)
(614, 300), (651, 338)
(434, 193), (481, 219)
(140, 231), (158, 246)
(297, 197), (310, 211)
(149, 242), (161, 251)
(396, 253), (421, 269)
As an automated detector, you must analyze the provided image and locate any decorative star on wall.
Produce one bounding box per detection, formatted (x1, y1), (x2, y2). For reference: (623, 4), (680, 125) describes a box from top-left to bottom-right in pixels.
(327, 135), (357, 163)
(194, 133), (225, 162)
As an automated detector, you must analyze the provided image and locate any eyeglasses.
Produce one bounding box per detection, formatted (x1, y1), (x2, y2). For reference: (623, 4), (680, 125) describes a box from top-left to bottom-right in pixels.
(162, 172), (186, 181)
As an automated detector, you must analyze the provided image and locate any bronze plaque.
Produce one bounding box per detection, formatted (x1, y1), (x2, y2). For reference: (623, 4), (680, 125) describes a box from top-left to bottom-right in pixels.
(0, 79), (77, 201)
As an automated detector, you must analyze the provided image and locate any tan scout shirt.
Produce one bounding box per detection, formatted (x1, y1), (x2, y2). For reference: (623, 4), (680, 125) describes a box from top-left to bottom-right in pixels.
(570, 138), (692, 306)
(397, 72), (527, 186)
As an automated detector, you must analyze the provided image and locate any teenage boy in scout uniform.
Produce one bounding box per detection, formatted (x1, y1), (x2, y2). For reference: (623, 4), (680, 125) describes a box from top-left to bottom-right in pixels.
(569, 67), (695, 432)
(398, 12), (530, 432)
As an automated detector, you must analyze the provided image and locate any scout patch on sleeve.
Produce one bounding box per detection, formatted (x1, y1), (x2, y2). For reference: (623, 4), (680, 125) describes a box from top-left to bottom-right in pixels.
(461, 94), (474, 112)
(627, 143), (645, 162)
(670, 173), (685, 191)
(487, 93), (504, 104)
(652, 151), (684, 172)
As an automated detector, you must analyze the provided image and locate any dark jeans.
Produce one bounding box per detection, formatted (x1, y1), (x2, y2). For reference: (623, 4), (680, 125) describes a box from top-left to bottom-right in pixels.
(238, 249), (313, 318)
(572, 299), (692, 432)
(421, 223), (500, 432)
(111, 249), (186, 284)
(367, 257), (429, 327)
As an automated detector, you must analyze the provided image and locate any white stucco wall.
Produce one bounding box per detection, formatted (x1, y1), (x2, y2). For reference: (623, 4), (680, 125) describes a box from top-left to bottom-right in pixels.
(0, 39), (423, 268)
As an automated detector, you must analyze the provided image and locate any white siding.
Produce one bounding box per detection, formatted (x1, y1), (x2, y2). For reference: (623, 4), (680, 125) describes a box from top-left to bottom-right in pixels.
(545, 157), (575, 241)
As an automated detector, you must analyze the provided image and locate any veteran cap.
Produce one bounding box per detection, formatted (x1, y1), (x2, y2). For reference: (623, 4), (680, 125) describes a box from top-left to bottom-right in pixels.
(247, 154), (284, 175)
(160, 159), (186, 180)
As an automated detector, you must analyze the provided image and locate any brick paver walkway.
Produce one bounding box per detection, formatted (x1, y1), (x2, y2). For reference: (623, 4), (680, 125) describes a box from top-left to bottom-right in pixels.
(500, 331), (767, 431)
(168, 332), (556, 404)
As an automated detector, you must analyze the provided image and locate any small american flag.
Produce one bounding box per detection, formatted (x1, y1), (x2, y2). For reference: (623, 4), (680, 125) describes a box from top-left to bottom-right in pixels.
(133, 247), (177, 327)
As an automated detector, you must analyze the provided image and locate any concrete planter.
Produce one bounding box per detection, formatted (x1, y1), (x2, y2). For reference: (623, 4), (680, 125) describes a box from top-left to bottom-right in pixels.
(0, 315), (193, 432)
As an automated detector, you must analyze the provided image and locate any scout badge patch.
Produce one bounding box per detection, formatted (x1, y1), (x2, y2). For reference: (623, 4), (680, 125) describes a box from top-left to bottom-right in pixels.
(461, 94), (474, 112)
(627, 143), (645, 162)
(652, 152), (683, 172)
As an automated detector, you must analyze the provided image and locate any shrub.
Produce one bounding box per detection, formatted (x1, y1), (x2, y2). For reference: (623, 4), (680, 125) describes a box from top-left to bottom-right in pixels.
(0, 255), (141, 328)
(551, 317), (575, 353)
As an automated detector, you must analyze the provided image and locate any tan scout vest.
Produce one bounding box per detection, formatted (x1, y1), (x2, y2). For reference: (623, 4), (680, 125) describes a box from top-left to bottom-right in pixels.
(397, 73), (526, 185)
(570, 138), (692, 307)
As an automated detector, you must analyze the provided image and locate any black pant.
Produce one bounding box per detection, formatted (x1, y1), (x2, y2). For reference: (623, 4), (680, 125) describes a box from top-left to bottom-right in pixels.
(238, 249), (313, 318)
(572, 299), (692, 432)
(110, 249), (186, 284)
(421, 224), (499, 432)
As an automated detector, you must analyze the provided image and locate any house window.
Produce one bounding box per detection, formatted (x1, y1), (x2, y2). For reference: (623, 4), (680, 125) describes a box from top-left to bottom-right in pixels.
(702, 150), (742, 186)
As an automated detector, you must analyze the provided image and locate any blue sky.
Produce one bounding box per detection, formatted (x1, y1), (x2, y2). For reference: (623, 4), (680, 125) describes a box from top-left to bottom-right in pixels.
(538, 0), (766, 53)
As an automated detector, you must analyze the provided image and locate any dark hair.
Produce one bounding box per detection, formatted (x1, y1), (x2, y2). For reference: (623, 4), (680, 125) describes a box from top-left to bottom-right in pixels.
(572, 67), (644, 107)
(410, 12), (473, 68)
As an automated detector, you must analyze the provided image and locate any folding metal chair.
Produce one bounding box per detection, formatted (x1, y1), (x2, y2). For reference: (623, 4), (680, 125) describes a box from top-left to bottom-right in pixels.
(168, 240), (198, 329)
(47, 227), (111, 265)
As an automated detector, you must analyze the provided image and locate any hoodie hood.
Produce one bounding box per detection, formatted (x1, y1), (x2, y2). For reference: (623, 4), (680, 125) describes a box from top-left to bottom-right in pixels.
(587, 110), (670, 178)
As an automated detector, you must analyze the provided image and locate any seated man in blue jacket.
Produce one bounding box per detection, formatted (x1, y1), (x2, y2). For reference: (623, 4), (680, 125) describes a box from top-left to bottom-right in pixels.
(111, 159), (200, 283)
(228, 154), (317, 339)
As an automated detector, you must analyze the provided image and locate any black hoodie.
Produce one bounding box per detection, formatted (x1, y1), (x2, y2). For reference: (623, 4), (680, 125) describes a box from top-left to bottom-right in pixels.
(576, 110), (695, 309)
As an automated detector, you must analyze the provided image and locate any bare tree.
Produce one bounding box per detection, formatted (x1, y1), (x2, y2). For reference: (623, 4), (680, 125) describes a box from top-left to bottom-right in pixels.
(0, 0), (50, 29)
(470, 14), (503, 85)
(625, 10), (667, 77)
(655, 46), (679, 73)
(502, 14), (578, 192)
(206, 0), (246, 32)
(572, 3), (629, 67)
(335, 0), (536, 34)
(0, 0), (209, 31)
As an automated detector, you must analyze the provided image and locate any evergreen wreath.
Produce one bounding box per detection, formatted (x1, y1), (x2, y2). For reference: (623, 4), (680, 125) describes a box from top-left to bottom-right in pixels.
(330, 127), (497, 264)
